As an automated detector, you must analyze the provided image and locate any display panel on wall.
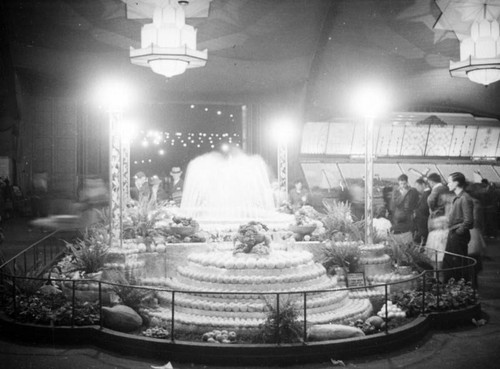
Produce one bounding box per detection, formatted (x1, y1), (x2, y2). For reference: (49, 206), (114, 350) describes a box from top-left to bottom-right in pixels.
(337, 163), (402, 186)
(301, 113), (500, 158)
(473, 126), (500, 157)
(437, 164), (500, 183)
(325, 121), (355, 155)
(300, 163), (343, 190)
(300, 122), (329, 154)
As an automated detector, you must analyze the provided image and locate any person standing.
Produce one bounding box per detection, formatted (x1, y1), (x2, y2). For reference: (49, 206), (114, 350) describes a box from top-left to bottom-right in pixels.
(130, 171), (150, 202)
(414, 177), (431, 245)
(166, 167), (184, 206)
(390, 174), (419, 236)
(427, 172), (449, 229)
(149, 175), (169, 203)
(289, 179), (309, 212)
(443, 172), (474, 282)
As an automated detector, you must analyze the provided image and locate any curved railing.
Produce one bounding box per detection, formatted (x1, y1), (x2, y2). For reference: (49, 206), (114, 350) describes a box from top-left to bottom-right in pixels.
(0, 238), (478, 346)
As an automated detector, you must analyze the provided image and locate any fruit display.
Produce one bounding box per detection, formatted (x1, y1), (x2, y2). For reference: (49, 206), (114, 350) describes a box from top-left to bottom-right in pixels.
(142, 326), (169, 339)
(171, 216), (199, 228)
(350, 315), (386, 335)
(202, 329), (237, 344)
(377, 301), (406, 319)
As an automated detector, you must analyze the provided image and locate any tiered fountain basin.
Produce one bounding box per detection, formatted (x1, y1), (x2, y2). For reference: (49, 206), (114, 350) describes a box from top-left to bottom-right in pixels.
(140, 245), (372, 331)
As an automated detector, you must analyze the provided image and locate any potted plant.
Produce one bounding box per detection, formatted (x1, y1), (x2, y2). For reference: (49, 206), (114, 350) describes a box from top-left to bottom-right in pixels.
(321, 240), (361, 276)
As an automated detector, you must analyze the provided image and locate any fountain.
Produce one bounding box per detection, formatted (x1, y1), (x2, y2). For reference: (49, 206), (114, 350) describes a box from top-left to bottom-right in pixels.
(180, 148), (293, 230)
(136, 149), (372, 331)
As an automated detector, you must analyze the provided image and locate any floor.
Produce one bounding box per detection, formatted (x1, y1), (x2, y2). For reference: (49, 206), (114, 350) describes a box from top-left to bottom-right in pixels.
(1, 217), (500, 369)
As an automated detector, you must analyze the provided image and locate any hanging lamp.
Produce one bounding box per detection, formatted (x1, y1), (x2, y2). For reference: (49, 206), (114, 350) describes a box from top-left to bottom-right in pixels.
(449, 5), (500, 86)
(130, 0), (207, 79)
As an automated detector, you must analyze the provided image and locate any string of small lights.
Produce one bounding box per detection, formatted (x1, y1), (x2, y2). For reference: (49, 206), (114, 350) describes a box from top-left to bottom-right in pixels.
(132, 131), (241, 165)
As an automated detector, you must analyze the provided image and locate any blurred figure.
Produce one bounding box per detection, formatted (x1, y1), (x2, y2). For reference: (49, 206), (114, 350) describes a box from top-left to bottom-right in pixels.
(149, 175), (169, 203)
(414, 177), (430, 245)
(289, 179), (309, 212)
(427, 172), (449, 230)
(271, 180), (288, 210)
(29, 172), (49, 231)
(130, 171), (150, 201)
(390, 174), (419, 235)
(77, 176), (109, 227)
(373, 206), (392, 241)
(166, 166), (184, 206)
(481, 179), (497, 239)
(349, 183), (365, 221)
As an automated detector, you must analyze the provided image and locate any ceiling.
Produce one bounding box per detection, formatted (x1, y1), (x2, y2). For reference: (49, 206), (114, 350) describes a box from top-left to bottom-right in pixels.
(2, 0), (500, 123)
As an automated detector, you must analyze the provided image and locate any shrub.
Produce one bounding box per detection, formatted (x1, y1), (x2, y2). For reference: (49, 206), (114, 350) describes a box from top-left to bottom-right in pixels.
(254, 296), (302, 343)
(321, 240), (361, 274)
(64, 226), (110, 274)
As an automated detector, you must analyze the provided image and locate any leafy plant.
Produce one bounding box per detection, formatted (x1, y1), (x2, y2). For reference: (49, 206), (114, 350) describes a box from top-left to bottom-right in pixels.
(254, 296), (302, 343)
(6, 292), (99, 326)
(386, 234), (433, 272)
(322, 200), (363, 241)
(321, 240), (361, 274)
(391, 278), (477, 317)
(123, 197), (171, 240)
(64, 226), (110, 274)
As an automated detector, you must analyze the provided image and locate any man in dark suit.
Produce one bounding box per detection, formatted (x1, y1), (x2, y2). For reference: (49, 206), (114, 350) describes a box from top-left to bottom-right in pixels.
(390, 174), (419, 235)
(414, 178), (430, 245)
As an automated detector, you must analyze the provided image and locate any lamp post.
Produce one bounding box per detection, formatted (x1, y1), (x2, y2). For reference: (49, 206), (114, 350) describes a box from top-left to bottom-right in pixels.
(364, 114), (374, 245)
(272, 120), (294, 194)
(97, 81), (133, 248)
(354, 85), (388, 245)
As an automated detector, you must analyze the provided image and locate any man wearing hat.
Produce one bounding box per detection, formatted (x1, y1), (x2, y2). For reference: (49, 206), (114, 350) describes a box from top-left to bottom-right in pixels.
(166, 167), (184, 206)
(130, 171), (150, 201)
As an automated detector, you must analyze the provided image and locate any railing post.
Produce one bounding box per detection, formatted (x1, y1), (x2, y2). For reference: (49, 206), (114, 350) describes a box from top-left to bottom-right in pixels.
(422, 272), (426, 315)
(99, 281), (103, 329)
(303, 292), (307, 343)
(434, 250), (438, 280)
(23, 253), (27, 274)
(12, 276), (17, 319)
(384, 284), (388, 334)
(436, 269), (440, 311)
(171, 291), (175, 342)
(276, 293), (280, 345)
(43, 243), (47, 266)
(0, 272), (3, 307)
(72, 280), (76, 327)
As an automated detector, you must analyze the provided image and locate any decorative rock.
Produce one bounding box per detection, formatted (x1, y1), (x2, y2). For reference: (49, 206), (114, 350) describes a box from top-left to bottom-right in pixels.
(102, 305), (142, 333)
(307, 324), (365, 341)
(39, 284), (61, 295)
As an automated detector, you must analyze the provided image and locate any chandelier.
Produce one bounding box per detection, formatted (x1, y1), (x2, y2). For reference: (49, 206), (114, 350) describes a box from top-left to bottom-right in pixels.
(449, 5), (500, 86)
(129, 0), (207, 79)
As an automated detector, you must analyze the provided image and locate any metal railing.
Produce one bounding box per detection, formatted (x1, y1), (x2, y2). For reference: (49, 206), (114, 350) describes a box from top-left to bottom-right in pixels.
(0, 244), (478, 345)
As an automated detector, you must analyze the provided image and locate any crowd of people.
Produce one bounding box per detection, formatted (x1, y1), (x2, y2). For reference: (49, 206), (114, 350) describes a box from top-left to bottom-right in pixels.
(384, 172), (496, 284)
(286, 171), (496, 285)
(130, 166), (184, 206)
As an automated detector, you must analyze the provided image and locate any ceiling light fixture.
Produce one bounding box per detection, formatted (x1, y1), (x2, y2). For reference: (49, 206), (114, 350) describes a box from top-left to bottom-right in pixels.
(130, 0), (207, 79)
(449, 5), (500, 86)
